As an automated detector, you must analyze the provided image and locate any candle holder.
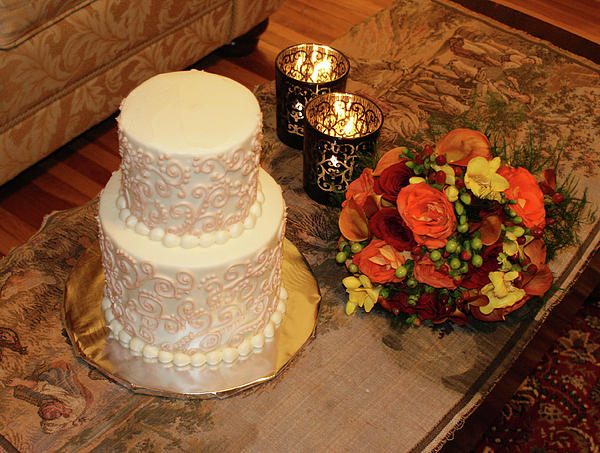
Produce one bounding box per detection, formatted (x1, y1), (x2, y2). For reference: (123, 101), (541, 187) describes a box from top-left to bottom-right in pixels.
(276, 43), (350, 149)
(303, 92), (383, 206)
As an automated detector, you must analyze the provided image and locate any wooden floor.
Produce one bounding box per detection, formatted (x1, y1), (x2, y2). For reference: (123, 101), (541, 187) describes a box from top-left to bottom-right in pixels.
(0, 0), (598, 450)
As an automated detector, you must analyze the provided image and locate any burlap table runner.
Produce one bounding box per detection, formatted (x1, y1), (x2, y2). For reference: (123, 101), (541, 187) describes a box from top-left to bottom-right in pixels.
(1, 0), (600, 451)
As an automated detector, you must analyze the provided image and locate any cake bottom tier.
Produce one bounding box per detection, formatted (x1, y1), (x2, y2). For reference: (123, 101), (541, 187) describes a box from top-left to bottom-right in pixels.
(97, 168), (287, 367)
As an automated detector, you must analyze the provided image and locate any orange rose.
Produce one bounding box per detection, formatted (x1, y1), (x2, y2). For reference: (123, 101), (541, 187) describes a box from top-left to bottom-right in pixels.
(413, 256), (458, 289)
(397, 182), (457, 249)
(352, 239), (405, 284)
(434, 128), (491, 166)
(499, 166), (546, 228)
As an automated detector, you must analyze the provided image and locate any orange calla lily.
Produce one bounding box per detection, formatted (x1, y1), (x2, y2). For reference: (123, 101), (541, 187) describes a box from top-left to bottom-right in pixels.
(521, 263), (553, 296)
(373, 147), (408, 176)
(435, 128), (491, 166)
(437, 308), (469, 325)
(479, 215), (502, 246)
(339, 197), (370, 241)
(468, 294), (529, 322)
(523, 238), (547, 267)
(469, 296), (507, 322)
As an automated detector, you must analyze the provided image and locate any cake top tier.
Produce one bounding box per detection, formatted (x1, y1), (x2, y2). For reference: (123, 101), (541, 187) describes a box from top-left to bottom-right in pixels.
(119, 70), (261, 154)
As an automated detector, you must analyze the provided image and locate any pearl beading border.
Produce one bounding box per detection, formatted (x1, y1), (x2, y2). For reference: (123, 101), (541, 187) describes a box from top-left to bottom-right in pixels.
(103, 286), (288, 367)
(116, 184), (265, 249)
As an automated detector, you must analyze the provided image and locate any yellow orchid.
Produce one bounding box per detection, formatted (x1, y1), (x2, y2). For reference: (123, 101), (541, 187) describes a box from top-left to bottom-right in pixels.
(502, 227), (531, 257)
(464, 156), (509, 201)
(502, 230), (519, 257)
(479, 271), (526, 315)
(342, 274), (382, 315)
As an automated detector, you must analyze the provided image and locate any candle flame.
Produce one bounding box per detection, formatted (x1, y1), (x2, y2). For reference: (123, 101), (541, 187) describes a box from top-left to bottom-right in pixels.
(343, 115), (356, 136)
(310, 58), (332, 83)
(333, 100), (358, 137)
(294, 53), (305, 74)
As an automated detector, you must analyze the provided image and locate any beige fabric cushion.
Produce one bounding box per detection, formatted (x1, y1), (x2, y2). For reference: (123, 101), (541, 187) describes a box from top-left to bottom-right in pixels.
(0, 0), (284, 185)
(0, 0), (229, 129)
(0, 0), (96, 49)
(0, 0), (233, 184)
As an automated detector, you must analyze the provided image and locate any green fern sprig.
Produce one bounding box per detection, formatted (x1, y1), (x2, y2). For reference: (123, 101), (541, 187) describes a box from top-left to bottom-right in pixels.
(544, 173), (596, 260)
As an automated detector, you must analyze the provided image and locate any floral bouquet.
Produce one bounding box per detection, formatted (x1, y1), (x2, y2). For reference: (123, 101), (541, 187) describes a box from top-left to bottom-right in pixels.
(335, 128), (575, 326)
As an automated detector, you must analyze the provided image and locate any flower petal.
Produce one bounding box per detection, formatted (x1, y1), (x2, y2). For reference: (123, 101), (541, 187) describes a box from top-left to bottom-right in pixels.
(479, 215), (502, 246)
(542, 169), (557, 193)
(523, 238), (547, 267)
(522, 264), (553, 296)
(342, 276), (361, 289)
(435, 129), (491, 166)
(470, 304), (507, 322)
(432, 307), (469, 325)
(373, 147), (408, 176)
(339, 197), (370, 241)
(468, 156), (490, 174)
(490, 173), (510, 191)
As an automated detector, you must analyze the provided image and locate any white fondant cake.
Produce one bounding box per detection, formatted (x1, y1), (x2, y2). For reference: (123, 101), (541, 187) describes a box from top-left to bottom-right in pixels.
(97, 70), (287, 367)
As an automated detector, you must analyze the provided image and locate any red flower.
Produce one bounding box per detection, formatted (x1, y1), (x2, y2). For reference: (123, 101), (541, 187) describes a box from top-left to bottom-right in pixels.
(352, 239), (405, 284)
(414, 293), (468, 324)
(413, 256), (458, 289)
(374, 161), (412, 203)
(461, 243), (502, 289)
(380, 291), (410, 316)
(499, 166), (546, 228)
(381, 292), (467, 324)
(368, 208), (415, 252)
(397, 182), (457, 249)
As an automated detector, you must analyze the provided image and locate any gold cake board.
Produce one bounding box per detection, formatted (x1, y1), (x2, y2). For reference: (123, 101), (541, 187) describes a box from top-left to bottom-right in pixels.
(63, 239), (321, 399)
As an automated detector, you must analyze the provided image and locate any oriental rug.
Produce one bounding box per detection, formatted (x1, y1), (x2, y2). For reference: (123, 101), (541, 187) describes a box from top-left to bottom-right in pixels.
(1, 1), (600, 452)
(475, 297), (600, 452)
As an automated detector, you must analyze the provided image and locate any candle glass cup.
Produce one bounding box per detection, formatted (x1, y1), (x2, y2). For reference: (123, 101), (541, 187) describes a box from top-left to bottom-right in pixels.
(275, 43), (350, 149)
(303, 92), (383, 206)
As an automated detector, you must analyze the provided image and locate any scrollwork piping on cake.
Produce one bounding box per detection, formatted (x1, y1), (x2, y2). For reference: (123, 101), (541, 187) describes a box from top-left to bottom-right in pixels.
(117, 130), (260, 239)
(103, 286), (288, 367)
(99, 226), (285, 355)
(116, 182), (264, 248)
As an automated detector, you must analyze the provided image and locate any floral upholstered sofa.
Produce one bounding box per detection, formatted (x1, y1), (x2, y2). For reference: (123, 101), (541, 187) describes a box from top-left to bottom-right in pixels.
(0, 0), (283, 185)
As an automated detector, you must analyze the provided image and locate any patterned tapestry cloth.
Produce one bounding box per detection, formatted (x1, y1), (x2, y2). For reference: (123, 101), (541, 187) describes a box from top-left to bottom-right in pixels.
(476, 298), (600, 452)
(1, 0), (600, 452)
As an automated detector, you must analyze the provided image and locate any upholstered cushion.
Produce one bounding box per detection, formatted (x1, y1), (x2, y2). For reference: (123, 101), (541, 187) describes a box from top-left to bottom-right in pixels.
(0, 0), (228, 130)
(0, 0), (285, 185)
(0, 0), (234, 184)
(0, 0), (95, 49)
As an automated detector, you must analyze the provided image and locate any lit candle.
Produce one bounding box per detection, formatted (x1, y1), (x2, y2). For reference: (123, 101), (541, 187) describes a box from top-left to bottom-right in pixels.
(275, 44), (349, 149)
(302, 92), (383, 206)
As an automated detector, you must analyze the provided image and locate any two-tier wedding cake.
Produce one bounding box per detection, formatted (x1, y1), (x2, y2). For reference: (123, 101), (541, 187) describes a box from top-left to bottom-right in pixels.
(97, 70), (287, 368)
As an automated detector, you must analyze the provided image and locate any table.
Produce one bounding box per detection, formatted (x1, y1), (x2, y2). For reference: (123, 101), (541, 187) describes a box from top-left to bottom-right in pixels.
(1, 0), (600, 451)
